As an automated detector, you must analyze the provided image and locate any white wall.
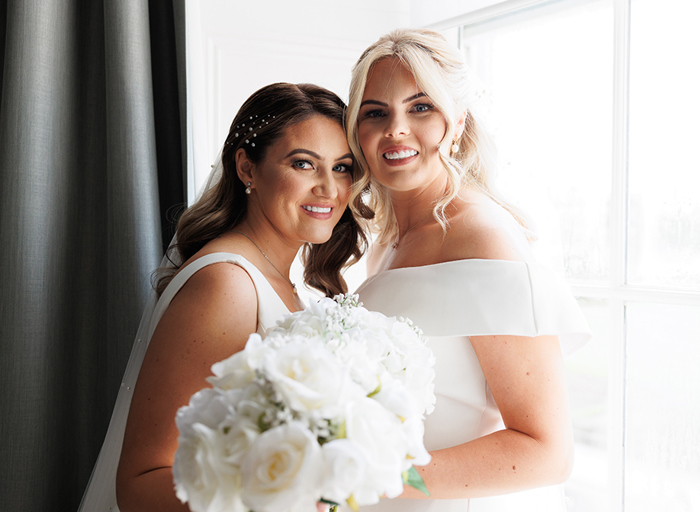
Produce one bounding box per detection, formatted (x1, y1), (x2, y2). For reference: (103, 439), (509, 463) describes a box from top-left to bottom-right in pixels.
(410, 0), (509, 27)
(192, 0), (410, 183)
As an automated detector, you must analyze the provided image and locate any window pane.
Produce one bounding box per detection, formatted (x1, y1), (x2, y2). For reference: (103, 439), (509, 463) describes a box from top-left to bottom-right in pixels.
(625, 303), (700, 511)
(565, 298), (612, 512)
(461, 1), (613, 283)
(627, 0), (700, 289)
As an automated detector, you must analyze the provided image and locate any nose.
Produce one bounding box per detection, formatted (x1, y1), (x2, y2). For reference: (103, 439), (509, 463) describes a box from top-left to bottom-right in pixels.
(312, 167), (339, 198)
(385, 111), (409, 138)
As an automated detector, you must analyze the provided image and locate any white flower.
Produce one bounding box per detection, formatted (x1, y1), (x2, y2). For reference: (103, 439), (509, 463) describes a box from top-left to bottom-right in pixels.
(241, 421), (323, 512)
(173, 422), (243, 512)
(402, 416), (431, 467)
(173, 294), (436, 512)
(220, 414), (261, 466)
(262, 340), (348, 415)
(371, 374), (417, 420)
(207, 334), (269, 390)
(344, 398), (408, 505)
(320, 439), (367, 504)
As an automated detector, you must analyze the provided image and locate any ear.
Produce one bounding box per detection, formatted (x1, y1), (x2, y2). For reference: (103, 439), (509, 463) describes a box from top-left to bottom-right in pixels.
(235, 148), (255, 187)
(453, 109), (468, 141)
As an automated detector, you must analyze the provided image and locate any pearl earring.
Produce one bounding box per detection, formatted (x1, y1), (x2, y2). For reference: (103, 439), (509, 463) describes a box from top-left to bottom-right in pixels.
(245, 181), (252, 195)
(451, 139), (460, 154)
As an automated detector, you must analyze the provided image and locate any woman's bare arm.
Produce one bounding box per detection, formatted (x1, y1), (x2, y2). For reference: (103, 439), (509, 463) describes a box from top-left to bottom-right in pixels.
(399, 196), (574, 499)
(116, 263), (258, 512)
(402, 332), (573, 499)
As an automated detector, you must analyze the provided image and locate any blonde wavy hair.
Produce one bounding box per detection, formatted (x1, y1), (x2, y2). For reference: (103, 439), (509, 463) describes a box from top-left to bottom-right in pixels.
(347, 28), (529, 244)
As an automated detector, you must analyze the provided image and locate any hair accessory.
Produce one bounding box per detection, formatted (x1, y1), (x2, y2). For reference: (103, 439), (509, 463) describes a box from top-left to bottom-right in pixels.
(230, 113), (275, 141)
(233, 230), (297, 294)
(451, 139), (460, 154)
(245, 181), (252, 194)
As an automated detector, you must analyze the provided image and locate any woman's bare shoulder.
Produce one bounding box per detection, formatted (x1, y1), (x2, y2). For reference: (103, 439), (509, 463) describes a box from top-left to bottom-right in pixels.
(444, 192), (533, 263)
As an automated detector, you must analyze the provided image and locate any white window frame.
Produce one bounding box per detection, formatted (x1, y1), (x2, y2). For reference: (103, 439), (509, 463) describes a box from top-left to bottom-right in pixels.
(428, 0), (700, 510)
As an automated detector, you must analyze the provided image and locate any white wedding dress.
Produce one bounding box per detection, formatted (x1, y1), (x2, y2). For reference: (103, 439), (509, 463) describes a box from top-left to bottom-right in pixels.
(78, 252), (289, 511)
(355, 258), (590, 512)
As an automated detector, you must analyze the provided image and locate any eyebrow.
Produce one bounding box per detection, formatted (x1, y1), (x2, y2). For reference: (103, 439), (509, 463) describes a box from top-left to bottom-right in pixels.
(284, 149), (354, 162)
(359, 92), (427, 108)
(285, 149), (321, 159)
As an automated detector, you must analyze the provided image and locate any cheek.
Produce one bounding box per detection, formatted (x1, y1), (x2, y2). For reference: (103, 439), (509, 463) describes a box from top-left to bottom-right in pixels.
(338, 177), (352, 205)
(357, 126), (376, 155)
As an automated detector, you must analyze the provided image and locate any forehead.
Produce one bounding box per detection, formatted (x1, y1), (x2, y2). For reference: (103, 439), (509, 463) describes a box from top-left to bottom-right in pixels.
(362, 58), (422, 100)
(270, 115), (348, 153)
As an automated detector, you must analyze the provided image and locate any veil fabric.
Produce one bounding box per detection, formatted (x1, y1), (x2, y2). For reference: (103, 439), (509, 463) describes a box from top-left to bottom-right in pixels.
(77, 150), (224, 511)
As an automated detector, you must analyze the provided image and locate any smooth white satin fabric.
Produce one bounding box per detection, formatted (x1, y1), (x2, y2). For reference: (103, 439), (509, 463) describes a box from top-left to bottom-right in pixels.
(355, 259), (590, 512)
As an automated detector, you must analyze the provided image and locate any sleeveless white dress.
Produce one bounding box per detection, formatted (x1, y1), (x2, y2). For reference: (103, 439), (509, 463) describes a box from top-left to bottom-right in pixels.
(78, 253), (289, 511)
(354, 259), (590, 512)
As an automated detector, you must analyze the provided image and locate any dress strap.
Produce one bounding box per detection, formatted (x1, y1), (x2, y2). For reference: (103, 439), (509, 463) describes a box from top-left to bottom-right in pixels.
(150, 252), (289, 338)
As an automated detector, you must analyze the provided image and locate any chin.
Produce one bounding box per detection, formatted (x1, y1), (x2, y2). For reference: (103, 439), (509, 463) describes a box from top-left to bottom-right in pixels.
(299, 227), (336, 246)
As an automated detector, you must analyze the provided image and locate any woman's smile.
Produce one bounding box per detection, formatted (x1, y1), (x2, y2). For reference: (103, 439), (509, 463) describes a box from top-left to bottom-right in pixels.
(381, 145), (420, 166)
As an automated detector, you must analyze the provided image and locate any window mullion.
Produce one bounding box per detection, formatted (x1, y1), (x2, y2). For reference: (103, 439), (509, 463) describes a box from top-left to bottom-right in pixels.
(610, 0), (631, 510)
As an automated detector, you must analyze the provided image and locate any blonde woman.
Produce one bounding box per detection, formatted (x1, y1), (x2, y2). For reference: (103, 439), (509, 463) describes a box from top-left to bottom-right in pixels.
(348, 29), (589, 512)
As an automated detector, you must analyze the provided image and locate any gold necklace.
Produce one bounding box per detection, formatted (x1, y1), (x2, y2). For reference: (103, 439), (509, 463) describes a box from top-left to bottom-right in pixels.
(233, 230), (297, 294)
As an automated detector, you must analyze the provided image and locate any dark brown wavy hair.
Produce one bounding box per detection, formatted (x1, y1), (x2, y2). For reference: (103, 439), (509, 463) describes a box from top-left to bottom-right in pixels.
(154, 83), (371, 297)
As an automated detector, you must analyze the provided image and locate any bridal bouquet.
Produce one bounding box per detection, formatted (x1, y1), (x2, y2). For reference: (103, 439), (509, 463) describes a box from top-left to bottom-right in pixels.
(172, 294), (436, 512)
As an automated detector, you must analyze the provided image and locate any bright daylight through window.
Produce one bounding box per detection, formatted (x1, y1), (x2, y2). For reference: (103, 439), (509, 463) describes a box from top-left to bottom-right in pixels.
(457, 0), (700, 510)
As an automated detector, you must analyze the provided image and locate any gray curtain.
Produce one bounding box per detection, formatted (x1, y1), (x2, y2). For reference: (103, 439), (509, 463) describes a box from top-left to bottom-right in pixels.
(0, 1), (186, 510)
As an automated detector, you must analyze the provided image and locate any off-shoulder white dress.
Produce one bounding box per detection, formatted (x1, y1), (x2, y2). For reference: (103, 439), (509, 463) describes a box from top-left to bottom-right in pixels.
(78, 253), (289, 512)
(355, 259), (590, 512)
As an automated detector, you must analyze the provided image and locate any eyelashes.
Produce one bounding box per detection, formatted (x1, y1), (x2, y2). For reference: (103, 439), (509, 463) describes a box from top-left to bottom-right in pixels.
(292, 159), (353, 173)
(359, 102), (436, 120)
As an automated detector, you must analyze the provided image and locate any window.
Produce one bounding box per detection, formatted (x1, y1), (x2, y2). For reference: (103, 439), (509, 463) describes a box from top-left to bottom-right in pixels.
(448, 0), (700, 510)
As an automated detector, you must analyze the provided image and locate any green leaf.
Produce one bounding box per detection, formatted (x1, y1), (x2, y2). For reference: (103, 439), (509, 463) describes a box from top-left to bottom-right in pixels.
(402, 466), (430, 496)
(320, 498), (340, 510)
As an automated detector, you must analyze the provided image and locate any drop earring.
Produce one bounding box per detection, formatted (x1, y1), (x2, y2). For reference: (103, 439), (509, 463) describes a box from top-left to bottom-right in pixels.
(451, 139), (460, 154)
(245, 181), (252, 195)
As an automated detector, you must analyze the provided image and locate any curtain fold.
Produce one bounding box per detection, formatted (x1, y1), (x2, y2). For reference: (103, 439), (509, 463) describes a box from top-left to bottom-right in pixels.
(0, 0), (186, 510)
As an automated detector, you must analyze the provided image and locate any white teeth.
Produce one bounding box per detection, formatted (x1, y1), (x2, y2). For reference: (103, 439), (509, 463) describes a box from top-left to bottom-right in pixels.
(303, 206), (331, 213)
(384, 150), (418, 160)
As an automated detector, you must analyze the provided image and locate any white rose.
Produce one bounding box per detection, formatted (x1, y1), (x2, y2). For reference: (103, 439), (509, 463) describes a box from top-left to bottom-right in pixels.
(320, 439), (367, 504)
(402, 416), (431, 467)
(208, 334), (269, 390)
(175, 388), (228, 436)
(220, 414), (261, 466)
(272, 300), (327, 338)
(371, 375), (417, 420)
(173, 422), (243, 512)
(332, 339), (382, 394)
(241, 421), (322, 512)
(263, 341), (347, 415)
(344, 397), (408, 505)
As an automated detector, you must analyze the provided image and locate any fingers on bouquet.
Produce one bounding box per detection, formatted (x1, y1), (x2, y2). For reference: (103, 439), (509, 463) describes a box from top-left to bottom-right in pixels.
(173, 294), (436, 512)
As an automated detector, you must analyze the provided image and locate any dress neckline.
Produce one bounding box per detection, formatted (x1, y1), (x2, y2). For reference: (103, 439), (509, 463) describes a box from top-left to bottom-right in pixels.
(162, 252), (291, 318)
(371, 257), (534, 278)
(197, 252), (292, 314)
